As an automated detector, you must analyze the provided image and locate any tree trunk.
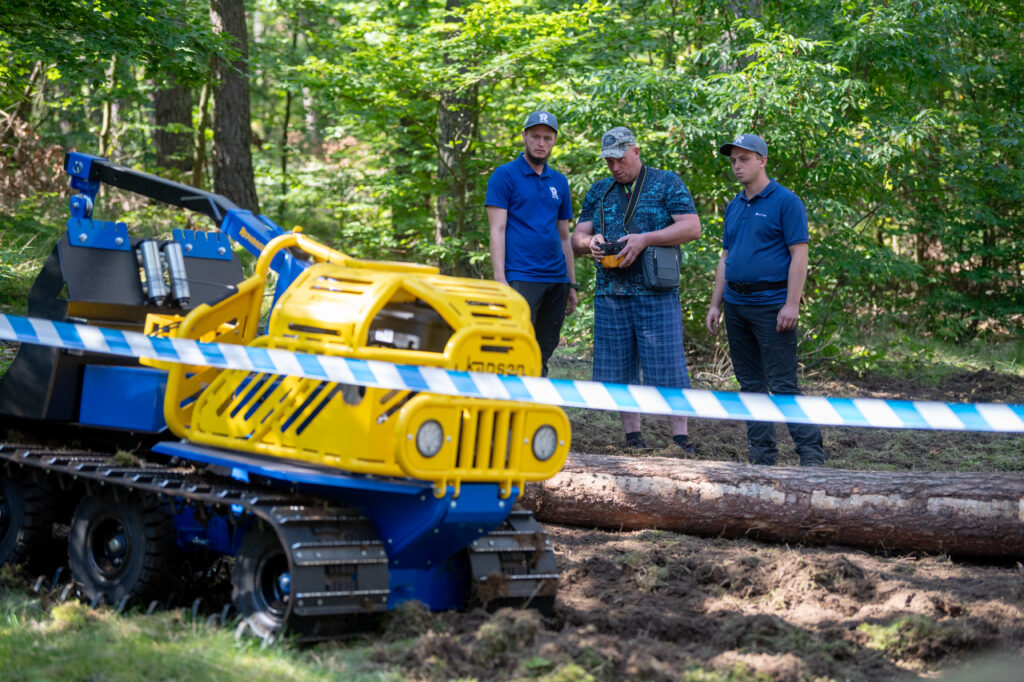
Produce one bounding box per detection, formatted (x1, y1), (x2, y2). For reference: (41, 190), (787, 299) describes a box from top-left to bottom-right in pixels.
(98, 56), (118, 158)
(209, 0), (260, 213)
(192, 74), (212, 190)
(521, 453), (1024, 560)
(278, 26), (299, 218)
(435, 0), (478, 276)
(301, 86), (319, 147)
(153, 77), (193, 176)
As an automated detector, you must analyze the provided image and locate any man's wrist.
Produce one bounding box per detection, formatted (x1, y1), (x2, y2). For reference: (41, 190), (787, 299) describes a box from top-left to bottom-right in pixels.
(568, 282), (579, 290)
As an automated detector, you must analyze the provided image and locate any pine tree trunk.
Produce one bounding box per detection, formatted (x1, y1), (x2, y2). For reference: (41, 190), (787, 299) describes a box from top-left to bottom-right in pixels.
(209, 0), (260, 213)
(521, 453), (1024, 560)
(153, 77), (193, 175)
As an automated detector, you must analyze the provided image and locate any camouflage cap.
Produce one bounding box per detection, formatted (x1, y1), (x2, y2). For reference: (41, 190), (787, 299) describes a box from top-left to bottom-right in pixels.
(599, 126), (637, 158)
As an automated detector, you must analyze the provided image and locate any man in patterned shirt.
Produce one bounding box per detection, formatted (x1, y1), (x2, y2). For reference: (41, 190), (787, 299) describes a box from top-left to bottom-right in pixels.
(571, 126), (702, 453)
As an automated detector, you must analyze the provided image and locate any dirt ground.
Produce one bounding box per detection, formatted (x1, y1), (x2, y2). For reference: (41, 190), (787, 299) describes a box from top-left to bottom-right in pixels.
(370, 369), (1024, 681)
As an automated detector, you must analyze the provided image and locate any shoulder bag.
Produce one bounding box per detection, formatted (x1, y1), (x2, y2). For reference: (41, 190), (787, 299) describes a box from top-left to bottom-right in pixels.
(614, 167), (681, 291)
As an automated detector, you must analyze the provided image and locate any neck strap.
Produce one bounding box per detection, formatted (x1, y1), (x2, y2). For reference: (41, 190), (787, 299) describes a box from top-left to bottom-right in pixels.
(600, 165), (647, 235)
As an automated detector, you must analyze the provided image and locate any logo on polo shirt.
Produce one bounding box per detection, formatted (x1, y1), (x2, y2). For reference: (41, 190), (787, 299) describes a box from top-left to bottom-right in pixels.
(755, 212), (767, 218)
(550, 186), (559, 199)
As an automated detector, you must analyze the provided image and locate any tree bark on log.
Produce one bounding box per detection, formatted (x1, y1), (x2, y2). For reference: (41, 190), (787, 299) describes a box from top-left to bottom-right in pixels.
(521, 453), (1024, 560)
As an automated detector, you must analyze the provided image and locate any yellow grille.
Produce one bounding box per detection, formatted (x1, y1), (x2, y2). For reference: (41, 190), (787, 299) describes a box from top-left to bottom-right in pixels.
(395, 396), (569, 498)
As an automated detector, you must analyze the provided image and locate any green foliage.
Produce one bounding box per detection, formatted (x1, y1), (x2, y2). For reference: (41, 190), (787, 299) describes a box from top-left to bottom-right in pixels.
(0, 194), (64, 313)
(2, 0), (1022, 357)
(0, 0), (218, 85)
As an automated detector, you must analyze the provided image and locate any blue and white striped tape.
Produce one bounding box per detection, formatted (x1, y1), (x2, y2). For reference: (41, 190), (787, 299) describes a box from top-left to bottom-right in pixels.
(1, 313), (1022, 433)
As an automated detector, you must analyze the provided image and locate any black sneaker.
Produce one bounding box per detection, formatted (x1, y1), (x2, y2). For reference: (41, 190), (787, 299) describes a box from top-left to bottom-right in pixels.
(673, 435), (696, 454)
(624, 434), (649, 450)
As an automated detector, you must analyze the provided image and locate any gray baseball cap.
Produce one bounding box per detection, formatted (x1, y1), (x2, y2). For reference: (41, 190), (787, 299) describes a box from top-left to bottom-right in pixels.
(719, 133), (768, 157)
(524, 110), (558, 132)
(599, 126), (637, 158)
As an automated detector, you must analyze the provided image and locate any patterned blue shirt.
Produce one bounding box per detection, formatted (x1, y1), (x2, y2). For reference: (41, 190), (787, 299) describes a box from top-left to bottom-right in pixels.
(578, 167), (697, 296)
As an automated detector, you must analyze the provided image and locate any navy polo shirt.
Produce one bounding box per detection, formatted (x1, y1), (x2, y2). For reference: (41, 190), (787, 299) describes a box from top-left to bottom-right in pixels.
(722, 179), (809, 306)
(485, 154), (573, 283)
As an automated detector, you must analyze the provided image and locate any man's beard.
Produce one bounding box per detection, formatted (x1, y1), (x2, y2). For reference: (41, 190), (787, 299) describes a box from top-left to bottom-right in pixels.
(525, 150), (548, 166)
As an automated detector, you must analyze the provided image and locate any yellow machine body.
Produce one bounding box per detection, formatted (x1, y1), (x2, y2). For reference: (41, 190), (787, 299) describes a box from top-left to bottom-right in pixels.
(160, 234), (570, 497)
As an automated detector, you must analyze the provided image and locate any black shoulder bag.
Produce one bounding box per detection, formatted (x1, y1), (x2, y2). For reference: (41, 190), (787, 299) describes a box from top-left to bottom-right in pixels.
(605, 166), (681, 292)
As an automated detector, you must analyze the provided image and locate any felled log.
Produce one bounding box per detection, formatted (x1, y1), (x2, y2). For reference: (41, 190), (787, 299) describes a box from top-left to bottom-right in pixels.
(521, 453), (1024, 560)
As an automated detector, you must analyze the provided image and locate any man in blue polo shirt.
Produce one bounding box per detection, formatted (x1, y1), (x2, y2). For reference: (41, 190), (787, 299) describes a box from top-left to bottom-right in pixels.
(705, 133), (826, 466)
(486, 111), (577, 376)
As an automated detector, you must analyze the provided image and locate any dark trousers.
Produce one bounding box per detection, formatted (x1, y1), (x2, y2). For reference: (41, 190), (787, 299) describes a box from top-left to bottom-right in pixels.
(509, 281), (569, 377)
(723, 301), (826, 466)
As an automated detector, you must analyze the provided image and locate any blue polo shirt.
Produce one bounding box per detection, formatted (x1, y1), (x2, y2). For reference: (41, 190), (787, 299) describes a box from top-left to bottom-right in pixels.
(485, 154), (573, 283)
(722, 179), (808, 306)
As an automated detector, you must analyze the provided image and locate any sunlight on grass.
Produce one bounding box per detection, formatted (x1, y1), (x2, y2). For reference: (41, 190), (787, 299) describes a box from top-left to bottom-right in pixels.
(0, 590), (399, 682)
(840, 329), (1024, 381)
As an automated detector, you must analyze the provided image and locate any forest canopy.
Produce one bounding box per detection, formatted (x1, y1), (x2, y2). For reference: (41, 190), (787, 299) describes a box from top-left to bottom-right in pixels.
(2, 0), (1022, 354)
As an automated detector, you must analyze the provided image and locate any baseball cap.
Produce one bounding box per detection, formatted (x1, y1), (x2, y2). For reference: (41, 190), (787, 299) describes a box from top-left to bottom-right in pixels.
(599, 126), (637, 158)
(719, 133), (768, 157)
(524, 111), (558, 132)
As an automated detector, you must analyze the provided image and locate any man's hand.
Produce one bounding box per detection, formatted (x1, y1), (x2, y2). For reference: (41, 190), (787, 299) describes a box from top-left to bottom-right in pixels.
(705, 305), (721, 335)
(588, 233), (607, 259)
(566, 288), (578, 316)
(776, 302), (799, 332)
(614, 232), (648, 268)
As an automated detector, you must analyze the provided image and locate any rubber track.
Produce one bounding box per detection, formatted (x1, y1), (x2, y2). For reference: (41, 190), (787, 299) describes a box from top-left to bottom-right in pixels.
(0, 443), (390, 640)
(466, 507), (558, 612)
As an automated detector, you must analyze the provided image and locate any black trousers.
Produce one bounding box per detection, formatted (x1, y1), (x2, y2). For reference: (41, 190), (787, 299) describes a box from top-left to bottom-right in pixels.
(509, 281), (570, 377)
(723, 301), (826, 466)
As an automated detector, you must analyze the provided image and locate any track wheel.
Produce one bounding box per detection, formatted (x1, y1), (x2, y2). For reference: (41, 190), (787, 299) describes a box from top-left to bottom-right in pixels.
(0, 471), (58, 571)
(68, 493), (177, 606)
(232, 525), (291, 639)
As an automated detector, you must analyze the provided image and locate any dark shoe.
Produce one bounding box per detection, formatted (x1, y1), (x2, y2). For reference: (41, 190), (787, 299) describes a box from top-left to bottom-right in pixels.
(672, 434), (695, 455)
(624, 432), (649, 450)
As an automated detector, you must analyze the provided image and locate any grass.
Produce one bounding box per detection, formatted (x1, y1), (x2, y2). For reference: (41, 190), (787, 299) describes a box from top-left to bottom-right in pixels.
(837, 328), (1024, 382)
(0, 195), (63, 314)
(614, 549), (671, 593)
(0, 581), (783, 682)
(854, 615), (990, 667)
(0, 588), (398, 682)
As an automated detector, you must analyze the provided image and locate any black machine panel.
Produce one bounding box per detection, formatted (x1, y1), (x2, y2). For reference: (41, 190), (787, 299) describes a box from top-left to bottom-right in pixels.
(0, 234), (244, 422)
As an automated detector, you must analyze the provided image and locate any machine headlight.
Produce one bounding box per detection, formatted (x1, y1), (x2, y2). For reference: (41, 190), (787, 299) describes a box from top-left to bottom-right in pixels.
(531, 425), (559, 461)
(416, 420), (444, 457)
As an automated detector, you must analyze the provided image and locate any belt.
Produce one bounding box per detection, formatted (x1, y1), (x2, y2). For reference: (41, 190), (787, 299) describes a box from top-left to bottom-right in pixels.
(727, 280), (787, 295)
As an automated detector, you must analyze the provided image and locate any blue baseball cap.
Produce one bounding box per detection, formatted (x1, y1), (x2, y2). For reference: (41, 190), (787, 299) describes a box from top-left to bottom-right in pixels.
(524, 110), (558, 132)
(719, 133), (768, 157)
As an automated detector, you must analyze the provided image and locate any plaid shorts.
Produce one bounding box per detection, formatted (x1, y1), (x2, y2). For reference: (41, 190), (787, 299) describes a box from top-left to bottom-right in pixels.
(592, 293), (691, 388)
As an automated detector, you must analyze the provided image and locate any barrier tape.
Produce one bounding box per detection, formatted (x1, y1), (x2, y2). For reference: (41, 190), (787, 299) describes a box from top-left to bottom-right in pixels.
(1, 313), (1022, 433)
